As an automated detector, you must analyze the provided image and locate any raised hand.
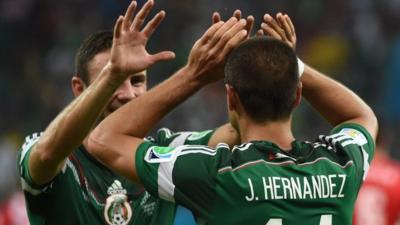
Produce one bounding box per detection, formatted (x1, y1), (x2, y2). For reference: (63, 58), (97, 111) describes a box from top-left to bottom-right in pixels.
(212, 10), (254, 38)
(261, 13), (296, 49)
(185, 17), (248, 84)
(110, 0), (175, 76)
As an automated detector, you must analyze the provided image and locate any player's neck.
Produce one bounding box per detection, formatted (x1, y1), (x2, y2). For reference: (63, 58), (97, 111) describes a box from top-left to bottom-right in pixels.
(238, 116), (295, 151)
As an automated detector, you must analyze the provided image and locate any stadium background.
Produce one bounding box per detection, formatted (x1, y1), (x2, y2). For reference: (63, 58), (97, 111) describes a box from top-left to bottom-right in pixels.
(0, 0), (399, 223)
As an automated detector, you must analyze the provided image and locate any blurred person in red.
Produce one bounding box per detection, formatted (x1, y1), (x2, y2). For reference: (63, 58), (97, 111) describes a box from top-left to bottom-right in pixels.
(0, 192), (29, 225)
(353, 122), (400, 225)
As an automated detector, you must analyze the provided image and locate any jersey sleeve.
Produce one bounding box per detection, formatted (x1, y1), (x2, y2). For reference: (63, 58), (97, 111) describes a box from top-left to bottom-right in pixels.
(326, 123), (375, 181)
(135, 141), (229, 218)
(17, 132), (52, 196)
(148, 128), (215, 147)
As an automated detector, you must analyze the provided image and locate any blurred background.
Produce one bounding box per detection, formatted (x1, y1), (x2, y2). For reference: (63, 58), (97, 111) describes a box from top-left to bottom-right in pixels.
(1, 0), (400, 224)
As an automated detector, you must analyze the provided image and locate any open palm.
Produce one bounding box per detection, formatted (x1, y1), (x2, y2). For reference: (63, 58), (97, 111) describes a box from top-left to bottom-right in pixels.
(110, 0), (175, 76)
(261, 13), (297, 50)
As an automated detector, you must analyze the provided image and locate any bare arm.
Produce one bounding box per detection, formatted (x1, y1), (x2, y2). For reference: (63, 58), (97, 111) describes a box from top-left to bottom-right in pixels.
(29, 0), (175, 185)
(88, 17), (248, 183)
(301, 65), (378, 139)
(30, 65), (126, 185)
(261, 13), (378, 140)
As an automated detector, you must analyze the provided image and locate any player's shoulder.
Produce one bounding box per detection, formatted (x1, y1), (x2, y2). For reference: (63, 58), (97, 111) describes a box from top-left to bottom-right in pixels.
(141, 141), (230, 165)
(156, 127), (213, 140)
(314, 123), (371, 150)
(307, 123), (374, 179)
(150, 127), (214, 147)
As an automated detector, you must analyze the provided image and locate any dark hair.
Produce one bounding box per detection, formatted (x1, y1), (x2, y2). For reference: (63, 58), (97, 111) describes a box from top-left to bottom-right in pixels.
(75, 30), (113, 84)
(225, 37), (299, 123)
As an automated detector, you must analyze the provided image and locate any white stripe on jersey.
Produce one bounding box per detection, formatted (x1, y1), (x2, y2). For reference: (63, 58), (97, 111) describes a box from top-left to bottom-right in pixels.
(232, 143), (253, 152)
(20, 132), (43, 165)
(218, 157), (354, 173)
(169, 132), (192, 148)
(160, 128), (173, 138)
(20, 178), (43, 196)
(179, 149), (217, 157)
(333, 134), (350, 142)
(216, 143), (230, 149)
(187, 130), (213, 141)
(322, 128), (371, 180)
(361, 146), (370, 180)
(327, 133), (343, 139)
(158, 158), (176, 202)
(157, 145), (216, 201)
(341, 140), (357, 147)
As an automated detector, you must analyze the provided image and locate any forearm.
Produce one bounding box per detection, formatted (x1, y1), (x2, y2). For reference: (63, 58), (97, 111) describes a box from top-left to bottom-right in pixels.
(87, 66), (205, 182)
(30, 64), (125, 184)
(301, 64), (377, 138)
(94, 66), (204, 139)
(93, 18), (248, 140)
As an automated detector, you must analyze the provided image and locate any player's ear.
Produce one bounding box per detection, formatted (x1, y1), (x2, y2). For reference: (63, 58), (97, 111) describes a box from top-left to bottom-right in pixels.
(293, 82), (302, 109)
(71, 75), (87, 97)
(226, 84), (237, 111)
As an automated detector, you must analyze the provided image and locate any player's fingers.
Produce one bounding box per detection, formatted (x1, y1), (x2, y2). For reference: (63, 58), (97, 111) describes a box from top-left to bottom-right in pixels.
(221, 30), (247, 57)
(143, 10), (165, 37)
(233, 9), (241, 20)
(263, 13), (287, 41)
(276, 12), (284, 27)
(245, 15), (254, 37)
(285, 14), (296, 39)
(199, 21), (225, 45)
(214, 19), (246, 50)
(114, 16), (124, 39)
(208, 17), (238, 47)
(150, 51), (176, 63)
(256, 29), (264, 36)
(261, 23), (281, 40)
(277, 13), (293, 42)
(122, 1), (137, 31)
(212, 12), (221, 24)
(131, 0), (154, 31)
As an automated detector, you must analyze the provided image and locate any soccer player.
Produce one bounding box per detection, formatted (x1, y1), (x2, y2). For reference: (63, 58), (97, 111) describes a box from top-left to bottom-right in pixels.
(88, 13), (378, 225)
(17, 1), (248, 224)
(353, 129), (400, 225)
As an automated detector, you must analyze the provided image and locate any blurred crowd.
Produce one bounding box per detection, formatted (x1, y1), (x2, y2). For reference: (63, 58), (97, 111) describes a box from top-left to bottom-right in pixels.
(1, 0), (400, 224)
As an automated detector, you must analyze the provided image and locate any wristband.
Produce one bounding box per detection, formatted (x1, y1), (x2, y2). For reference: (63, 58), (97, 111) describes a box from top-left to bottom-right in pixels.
(297, 58), (305, 77)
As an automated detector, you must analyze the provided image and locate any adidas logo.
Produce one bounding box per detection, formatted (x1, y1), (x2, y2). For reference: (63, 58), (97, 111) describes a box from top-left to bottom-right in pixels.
(107, 180), (127, 195)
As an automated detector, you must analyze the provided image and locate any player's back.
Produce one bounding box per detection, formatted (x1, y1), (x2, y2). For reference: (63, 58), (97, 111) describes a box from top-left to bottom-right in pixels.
(136, 123), (374, 225)
(210, 139), (359, 225)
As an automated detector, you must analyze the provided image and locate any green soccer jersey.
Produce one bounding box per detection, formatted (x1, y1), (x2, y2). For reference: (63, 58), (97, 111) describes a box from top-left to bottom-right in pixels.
(18, 128), (214, 225)
(136, 123), (375, 225)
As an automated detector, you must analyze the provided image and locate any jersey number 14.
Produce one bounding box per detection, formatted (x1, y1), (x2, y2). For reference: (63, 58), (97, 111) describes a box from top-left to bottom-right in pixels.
(266, 215), (332, 225)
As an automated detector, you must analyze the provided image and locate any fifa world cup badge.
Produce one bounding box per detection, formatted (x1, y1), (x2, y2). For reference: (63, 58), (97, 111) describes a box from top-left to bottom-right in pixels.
(104, 180), (132, 225)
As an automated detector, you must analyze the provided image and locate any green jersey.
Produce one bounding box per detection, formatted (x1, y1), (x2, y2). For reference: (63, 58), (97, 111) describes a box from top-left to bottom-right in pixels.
(135, 123), (374, 225)
(18, 128), (214, 225)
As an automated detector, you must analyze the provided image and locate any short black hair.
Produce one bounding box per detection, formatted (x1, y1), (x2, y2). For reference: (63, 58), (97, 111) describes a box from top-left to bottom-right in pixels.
(75, 30), (113, 84)
(225, 37), (299, 123)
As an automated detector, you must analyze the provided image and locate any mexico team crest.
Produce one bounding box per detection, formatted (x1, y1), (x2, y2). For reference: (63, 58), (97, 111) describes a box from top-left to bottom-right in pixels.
(104, 180), (132, 225)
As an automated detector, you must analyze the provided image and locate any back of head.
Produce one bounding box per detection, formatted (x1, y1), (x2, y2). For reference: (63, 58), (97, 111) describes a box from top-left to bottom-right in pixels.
(75, 31), (113, 84)
(225, 37), (299, 123)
